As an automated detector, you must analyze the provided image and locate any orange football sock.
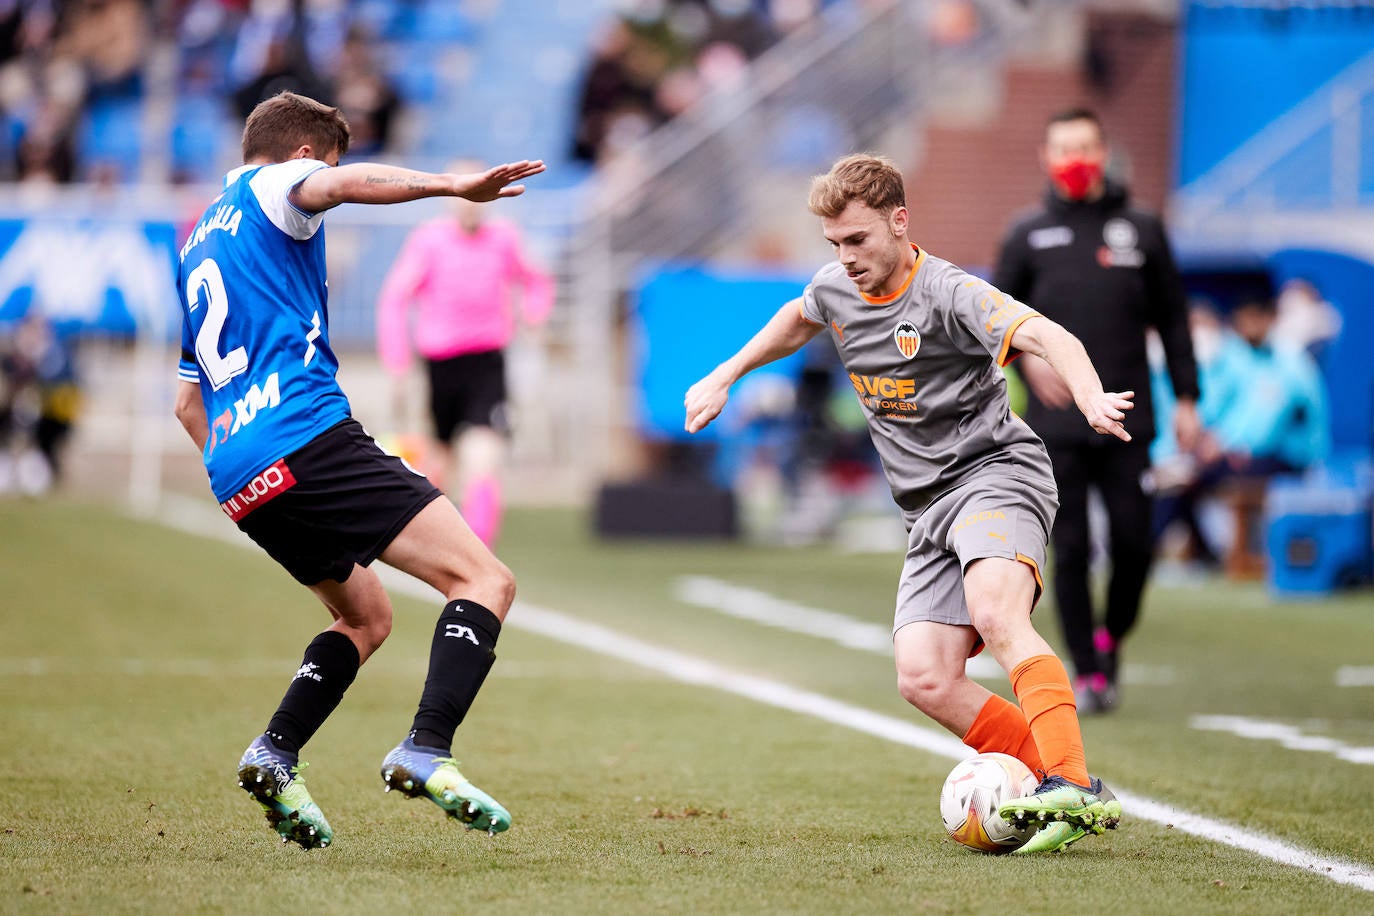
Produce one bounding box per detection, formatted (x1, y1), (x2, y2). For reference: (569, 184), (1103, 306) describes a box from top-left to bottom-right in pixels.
(1009, 654), (1089, 786)
(962, 694), (1045, 780)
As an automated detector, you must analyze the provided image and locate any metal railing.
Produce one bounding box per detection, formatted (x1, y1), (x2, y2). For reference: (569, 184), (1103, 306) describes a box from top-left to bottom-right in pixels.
(1174, 47), (1374, 251)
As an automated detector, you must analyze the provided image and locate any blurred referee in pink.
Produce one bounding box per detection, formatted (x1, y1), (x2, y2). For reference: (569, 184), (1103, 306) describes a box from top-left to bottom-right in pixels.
(377, 158), (553, 548)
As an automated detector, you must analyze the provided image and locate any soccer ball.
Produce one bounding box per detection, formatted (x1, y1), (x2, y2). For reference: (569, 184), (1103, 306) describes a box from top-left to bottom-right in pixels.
(939, 752), (1039, 853)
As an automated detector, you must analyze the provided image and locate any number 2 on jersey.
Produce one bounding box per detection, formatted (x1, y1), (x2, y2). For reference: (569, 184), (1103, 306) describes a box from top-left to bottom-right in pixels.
(187, 258), (247, 391)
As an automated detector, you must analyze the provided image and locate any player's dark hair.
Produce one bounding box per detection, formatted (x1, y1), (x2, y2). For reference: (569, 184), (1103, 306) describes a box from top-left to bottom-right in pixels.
(808, 153), (906, 218)
(1046, 107), (1105, 141)
(242, 91), (351, 164)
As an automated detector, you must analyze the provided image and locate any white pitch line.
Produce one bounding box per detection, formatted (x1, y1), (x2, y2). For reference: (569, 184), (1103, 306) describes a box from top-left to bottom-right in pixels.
(1192, 715), (1374, 765)
(673, 575), (1177, 687)
(1337, 666), (1374, 687)
(673, 574), (1003, 680)
(156, 496), (1374, 893)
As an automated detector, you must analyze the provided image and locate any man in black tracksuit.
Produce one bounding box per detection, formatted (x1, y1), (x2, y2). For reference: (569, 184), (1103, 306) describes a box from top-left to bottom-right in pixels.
(994, 108), (1200, 713)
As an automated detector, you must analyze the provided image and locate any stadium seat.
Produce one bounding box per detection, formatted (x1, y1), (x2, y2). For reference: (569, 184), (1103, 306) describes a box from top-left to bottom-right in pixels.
(1265, 465), (1374, 596)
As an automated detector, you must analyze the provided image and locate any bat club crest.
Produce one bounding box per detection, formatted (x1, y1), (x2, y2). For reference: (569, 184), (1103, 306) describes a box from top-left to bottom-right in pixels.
(893, 321), (921, 359)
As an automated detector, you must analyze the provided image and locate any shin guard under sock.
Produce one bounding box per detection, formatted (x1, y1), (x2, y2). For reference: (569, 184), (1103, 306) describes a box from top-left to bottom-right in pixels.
(962, 694), (1046, 779)
(265, 630), (360, 754)
(410, 599), (501, 754)
(1010, 654), (1089, 786)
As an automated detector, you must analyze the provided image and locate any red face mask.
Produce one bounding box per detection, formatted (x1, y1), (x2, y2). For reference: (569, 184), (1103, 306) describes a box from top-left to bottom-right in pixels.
(1049, 158), (1103, 200)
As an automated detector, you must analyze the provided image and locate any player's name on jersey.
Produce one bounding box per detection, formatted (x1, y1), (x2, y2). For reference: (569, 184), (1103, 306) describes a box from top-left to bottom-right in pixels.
(179, 203), (244, 261)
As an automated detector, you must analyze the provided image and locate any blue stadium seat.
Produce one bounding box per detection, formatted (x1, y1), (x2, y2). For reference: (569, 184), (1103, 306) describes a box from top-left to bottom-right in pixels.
(413, 0), (615, 178)
(172, 95), (234, 183)
(80, 96), (145, 181)
(1265, 457), (1374, 596)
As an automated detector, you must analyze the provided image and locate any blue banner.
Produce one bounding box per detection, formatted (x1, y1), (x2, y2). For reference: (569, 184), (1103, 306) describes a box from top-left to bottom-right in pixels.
(0, 217), (180, 338)
(632, 265), (810, 442)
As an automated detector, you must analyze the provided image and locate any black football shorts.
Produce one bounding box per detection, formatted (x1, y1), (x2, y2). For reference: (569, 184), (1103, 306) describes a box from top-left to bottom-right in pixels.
(425, 349), (508, 444)
(225, 418), (442, 585)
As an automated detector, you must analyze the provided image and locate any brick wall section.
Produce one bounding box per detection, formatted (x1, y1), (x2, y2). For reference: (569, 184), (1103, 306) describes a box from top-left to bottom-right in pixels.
(904, 12), (1177, 272)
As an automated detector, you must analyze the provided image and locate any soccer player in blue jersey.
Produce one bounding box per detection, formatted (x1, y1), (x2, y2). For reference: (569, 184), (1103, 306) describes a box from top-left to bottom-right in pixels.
(173, 91), (544, 849)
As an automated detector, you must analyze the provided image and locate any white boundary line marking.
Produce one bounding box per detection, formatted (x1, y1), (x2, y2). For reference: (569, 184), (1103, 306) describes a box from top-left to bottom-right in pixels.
(1337, 666), (1374, 687)
(674, 575), (1177, 687)
(673, 574), (1003, 680)
(1193, 715), (1374, 765)
(156, 497), (1374, 892)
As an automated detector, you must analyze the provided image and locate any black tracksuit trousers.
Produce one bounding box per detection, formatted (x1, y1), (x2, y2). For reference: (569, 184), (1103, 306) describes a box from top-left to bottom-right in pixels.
(1045, 438), (1154, 679)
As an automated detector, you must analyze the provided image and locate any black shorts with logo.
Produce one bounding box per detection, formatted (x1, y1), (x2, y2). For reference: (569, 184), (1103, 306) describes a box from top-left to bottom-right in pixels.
(425, 349), (507, 444)
(226, 418), (442, 586)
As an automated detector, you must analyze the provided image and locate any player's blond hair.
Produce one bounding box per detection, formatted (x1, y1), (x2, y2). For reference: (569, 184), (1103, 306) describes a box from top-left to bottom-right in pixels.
(807, 153), (906, 218)
(242, 91), (351, 164)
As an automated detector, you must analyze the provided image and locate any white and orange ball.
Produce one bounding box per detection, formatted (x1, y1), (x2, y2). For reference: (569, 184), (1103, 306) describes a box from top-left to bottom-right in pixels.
(939, 752), (1039, 853)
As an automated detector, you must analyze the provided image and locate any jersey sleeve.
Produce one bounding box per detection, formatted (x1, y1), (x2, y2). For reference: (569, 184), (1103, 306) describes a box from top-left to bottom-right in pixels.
(247, 159), (331, 240)
(947, 274), (1039, 366)
(798, 278), (827, 326)
(177, 314), (200, 384)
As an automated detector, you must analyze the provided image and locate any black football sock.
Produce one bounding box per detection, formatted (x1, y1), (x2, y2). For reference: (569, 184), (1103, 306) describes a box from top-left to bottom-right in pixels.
(409, 599), (501, 754)
(264, 630), (360, 755)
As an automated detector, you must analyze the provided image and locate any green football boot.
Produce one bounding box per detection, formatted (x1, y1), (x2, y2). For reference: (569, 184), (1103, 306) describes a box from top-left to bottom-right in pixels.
(1095, 779), (1123, 831)
(380, 736), (511, 834)
(998, 774), (1115, 831)
(1014, 821), (1088, 855)
(237, 735), (333, 849)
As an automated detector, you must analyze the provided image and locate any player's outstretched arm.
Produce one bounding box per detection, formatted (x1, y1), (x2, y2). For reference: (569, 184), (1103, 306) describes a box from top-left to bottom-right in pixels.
(1010, 315), (1134, 442)
(684, 298), (822, 434)
(291, 160), (546, 212)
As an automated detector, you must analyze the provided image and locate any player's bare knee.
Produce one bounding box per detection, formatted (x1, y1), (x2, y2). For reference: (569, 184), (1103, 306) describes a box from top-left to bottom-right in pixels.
(442, 554), (515, 617)
(897, 668), (949, 713)
(484, 558), (516, 616)
(354, 605), (392, 653)
(369, 608), (394, 648)
(967, 605), (1013, 652)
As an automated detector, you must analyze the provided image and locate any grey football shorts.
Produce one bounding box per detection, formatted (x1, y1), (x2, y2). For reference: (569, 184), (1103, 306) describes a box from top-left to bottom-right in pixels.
(894, 469), (1058, 648)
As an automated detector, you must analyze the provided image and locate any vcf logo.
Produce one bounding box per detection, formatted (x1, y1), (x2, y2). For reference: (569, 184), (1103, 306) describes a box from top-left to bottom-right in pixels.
(893, 320), (920, 359)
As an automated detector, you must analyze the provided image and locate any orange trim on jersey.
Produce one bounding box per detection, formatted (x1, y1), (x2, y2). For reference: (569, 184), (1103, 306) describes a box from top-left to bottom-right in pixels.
(998, 312), (1040, 367)
(1015, 552), (1045, 608)
(798, 300), (824, 326)
(859, 244), (926, 304)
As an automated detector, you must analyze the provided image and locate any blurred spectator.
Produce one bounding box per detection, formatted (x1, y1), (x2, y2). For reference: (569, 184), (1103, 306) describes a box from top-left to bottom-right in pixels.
(376, 161), (554, 548)
(1147, 304), (1221, 560)
(332, 23), (397, 157)
(228, 0), (348, 96)
(55, 0), (149, 100)
(570, 0), (792, 165)
(0, 1), (83, 183)
(1200, 296), (1329, 476)
(1273, 277), (1341, 365)
(570, 18), (668, 165)
(1155, 295), (1330, 567)
(232, 33), (328, 118)
(0, 309), (80, 495)
(15, 95), (75, 182)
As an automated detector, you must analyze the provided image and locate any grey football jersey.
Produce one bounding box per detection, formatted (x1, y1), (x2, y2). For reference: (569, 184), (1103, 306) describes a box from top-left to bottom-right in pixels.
(800, 246), (1056, 514)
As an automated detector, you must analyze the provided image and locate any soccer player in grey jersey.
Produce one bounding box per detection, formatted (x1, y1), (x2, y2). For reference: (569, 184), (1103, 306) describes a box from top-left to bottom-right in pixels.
(685, 154), (1130, 854)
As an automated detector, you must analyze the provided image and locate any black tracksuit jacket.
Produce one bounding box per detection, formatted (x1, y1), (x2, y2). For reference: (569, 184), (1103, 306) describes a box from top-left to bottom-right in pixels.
(993, 180), (1199, 445)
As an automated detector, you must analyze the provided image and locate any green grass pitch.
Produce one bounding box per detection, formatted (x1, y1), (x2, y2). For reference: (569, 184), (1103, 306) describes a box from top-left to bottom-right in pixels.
(2, 498), (1373, 913)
